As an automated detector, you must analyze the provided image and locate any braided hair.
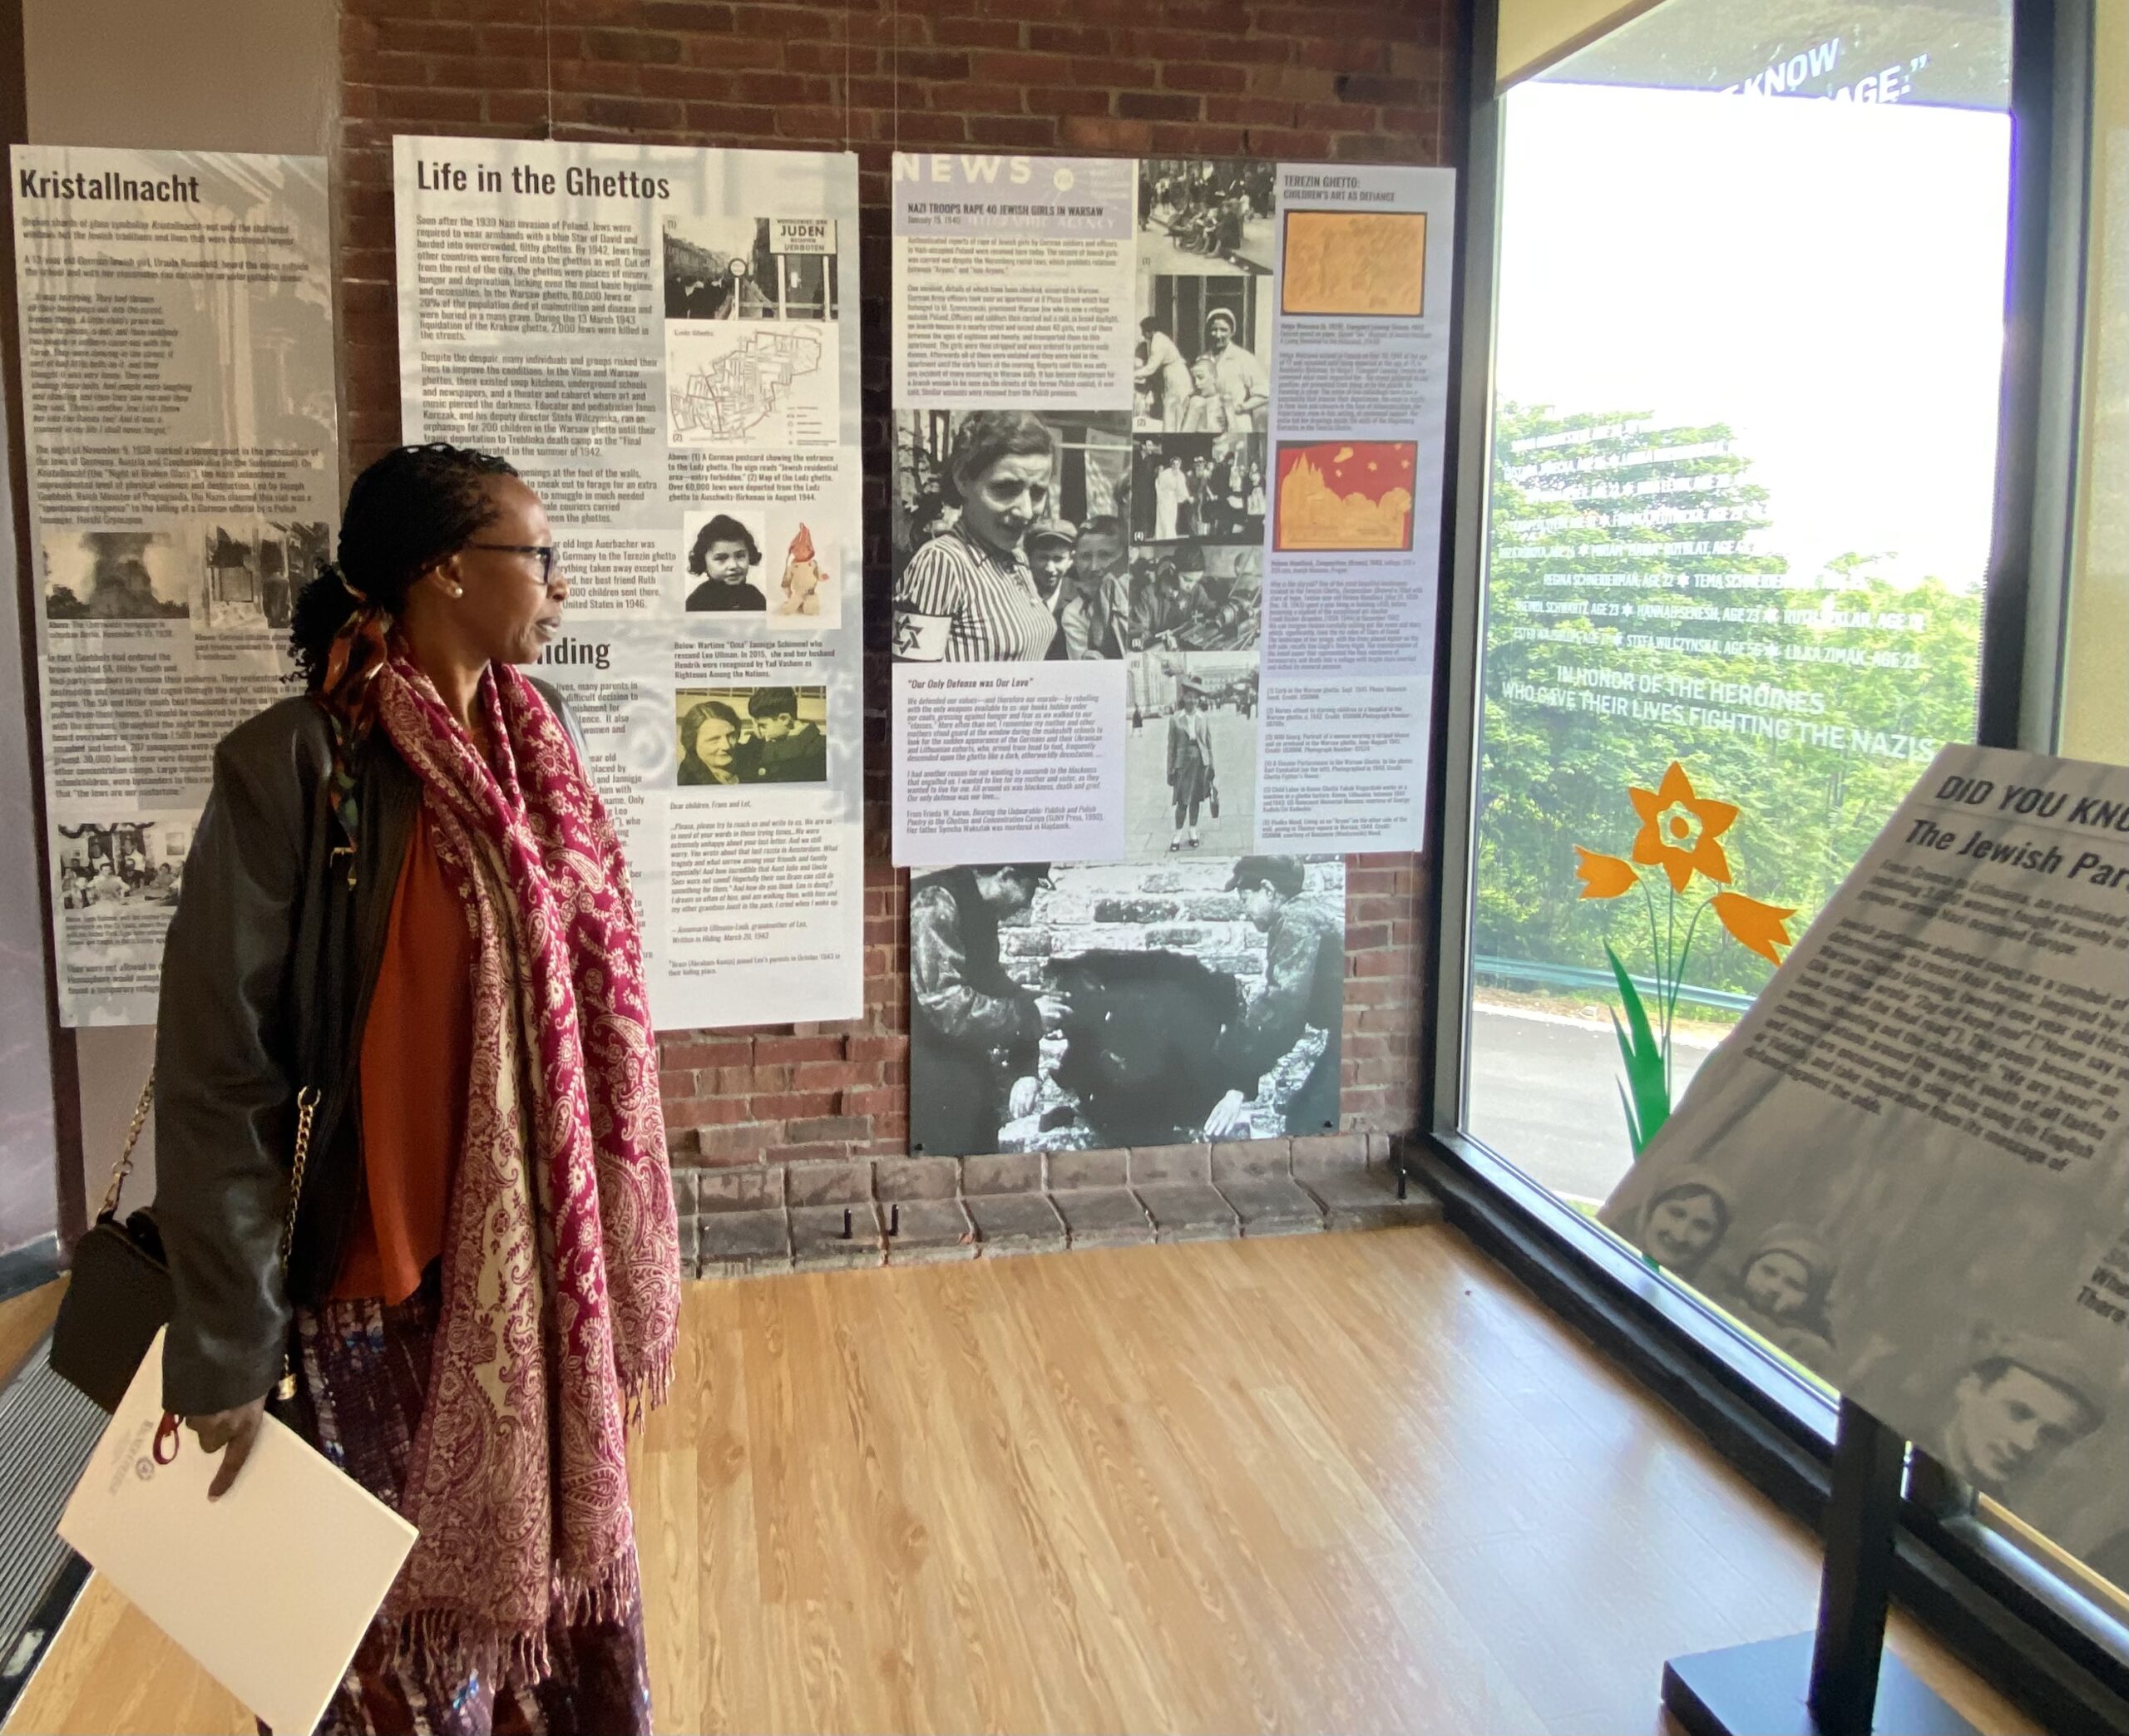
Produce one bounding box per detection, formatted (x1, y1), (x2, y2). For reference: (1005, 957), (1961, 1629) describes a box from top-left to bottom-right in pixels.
(289, 442), (519, 689)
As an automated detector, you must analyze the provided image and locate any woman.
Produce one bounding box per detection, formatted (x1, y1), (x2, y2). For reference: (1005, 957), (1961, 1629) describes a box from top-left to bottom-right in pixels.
(1730, 1223), (1839, 1362)
(1165, 680), (1215, 852)
(1634, 1176), (1732, 1280)
(684, 512), (767, 611)
(1134, 318), (1192, 431)
(1152, 455), (1189, 541)
(891, 412), (1059, 662)
(677, 697), (747, 785)
(156, 443), (680, 1734)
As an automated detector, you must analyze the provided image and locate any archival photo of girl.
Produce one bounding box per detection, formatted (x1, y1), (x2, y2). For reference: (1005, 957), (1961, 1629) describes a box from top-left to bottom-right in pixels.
(681, 509), (768, 612)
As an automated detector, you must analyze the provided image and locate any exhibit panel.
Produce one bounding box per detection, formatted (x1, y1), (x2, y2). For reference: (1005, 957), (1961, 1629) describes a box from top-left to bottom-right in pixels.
(887, 153), (1452, 867)
(393, 137), (866, 1029)
(1603, 746), (2129, 1569)
(11, 146), (338, 1027)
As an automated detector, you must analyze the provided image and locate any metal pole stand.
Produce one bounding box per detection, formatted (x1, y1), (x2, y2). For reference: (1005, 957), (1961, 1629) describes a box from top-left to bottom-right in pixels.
(1660, 1400), (1978, 1736)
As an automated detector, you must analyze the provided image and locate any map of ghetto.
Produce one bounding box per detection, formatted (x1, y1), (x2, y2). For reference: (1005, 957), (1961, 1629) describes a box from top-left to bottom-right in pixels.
(666, 325), (836, 447)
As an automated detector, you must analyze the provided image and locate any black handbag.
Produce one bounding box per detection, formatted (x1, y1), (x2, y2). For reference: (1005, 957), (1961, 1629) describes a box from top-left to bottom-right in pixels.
(50, 1073), (319, 1413)
(1208, 780), (1221, 821)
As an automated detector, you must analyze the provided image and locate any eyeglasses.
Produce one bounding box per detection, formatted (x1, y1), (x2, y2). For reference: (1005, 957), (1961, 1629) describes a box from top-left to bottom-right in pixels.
(466, 542), (563, 583)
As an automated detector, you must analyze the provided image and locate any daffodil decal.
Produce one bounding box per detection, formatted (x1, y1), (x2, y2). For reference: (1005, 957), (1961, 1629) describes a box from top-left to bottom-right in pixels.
(1573, 762), (1794, 1157)
(1573, 847), (1637, 900)
(1628, 762), (1738, 892)
(1711, 891), (1796, 964)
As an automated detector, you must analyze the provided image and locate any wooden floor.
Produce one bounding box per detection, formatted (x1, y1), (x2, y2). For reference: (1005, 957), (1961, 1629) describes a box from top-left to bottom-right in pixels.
(7, 1227), (2033, 1734)
(0, 1280), (63, 1389)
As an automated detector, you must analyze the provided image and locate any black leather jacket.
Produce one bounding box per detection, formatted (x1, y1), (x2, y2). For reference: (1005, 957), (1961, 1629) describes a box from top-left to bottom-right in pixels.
(154, 680), (582, 1416)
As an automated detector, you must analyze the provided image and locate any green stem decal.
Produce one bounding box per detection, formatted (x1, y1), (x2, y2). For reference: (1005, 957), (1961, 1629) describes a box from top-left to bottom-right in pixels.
(1604, 940), (1670, 1154)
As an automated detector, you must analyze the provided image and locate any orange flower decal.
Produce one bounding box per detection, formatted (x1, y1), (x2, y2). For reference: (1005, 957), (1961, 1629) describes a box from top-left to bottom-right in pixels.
(1628, 761), (1738, 894)
(1573, 847), (1638, 900)
(1712, 891), (1796, 964)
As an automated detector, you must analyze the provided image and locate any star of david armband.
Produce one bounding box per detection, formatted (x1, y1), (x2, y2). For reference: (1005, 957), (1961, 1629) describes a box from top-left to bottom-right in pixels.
(892, 609), (951, 662)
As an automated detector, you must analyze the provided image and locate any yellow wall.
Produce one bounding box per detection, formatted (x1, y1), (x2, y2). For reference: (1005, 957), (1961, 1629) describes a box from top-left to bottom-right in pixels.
(2060, 1), (2127, 765)
(1497, 0), (1662, 89)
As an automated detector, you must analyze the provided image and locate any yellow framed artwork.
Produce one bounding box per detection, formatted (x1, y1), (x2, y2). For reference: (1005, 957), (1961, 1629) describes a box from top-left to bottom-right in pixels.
(1279, 210), (1428, 318)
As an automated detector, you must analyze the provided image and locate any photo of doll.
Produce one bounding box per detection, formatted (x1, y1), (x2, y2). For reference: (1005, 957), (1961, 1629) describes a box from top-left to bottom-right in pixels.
(769, 521), (837, 627)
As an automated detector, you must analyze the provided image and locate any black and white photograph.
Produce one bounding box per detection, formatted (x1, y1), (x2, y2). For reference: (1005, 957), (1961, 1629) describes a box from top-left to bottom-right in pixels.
(891, 409), (1131, 663)
(1135, 158), (1277, 275)
(907, 853), (1341, 1159)
(1135, 273), (1272, 434)
(1131, 432), (1267, 545)
(662, 215), (840, 320)
(674, 684), (828, 787)
(1608, 1149), (2127, 1559)
(42, 530), (190, 622)
(679, 506), (770, 613)
(1126, 545), (1262, 654)
(195, 520), (329, 631)
(1125, 650), (1259, 856)
(55, 818), (191, 911)
(1039, 514), (1134, 662)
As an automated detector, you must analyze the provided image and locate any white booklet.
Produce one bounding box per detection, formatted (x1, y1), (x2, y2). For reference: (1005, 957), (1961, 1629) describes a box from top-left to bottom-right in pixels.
(57, 1329), (418, 1734)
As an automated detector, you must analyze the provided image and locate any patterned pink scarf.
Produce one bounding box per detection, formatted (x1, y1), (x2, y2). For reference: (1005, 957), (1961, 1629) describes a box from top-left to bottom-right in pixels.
(358, 646), (679, 1684)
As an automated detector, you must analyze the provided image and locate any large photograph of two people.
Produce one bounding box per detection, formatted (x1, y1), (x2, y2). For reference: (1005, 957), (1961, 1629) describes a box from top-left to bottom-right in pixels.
(673, 685), (827, 787)
(908, 855), (1343, 1160)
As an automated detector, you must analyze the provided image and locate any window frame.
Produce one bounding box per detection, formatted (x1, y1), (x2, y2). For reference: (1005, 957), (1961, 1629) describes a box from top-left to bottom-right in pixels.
(1420, 0), (2129, 1728)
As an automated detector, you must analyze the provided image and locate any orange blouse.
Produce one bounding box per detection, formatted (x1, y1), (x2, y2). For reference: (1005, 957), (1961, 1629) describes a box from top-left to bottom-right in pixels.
(333, 809), (475, 1303)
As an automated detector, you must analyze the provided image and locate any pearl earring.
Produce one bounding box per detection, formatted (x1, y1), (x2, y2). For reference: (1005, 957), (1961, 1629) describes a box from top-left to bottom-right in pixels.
(451, 585), (465, 599)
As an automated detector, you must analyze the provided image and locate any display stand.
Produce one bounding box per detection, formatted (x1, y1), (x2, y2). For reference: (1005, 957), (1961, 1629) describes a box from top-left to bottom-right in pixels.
(1661, 1399), (1978, 1736)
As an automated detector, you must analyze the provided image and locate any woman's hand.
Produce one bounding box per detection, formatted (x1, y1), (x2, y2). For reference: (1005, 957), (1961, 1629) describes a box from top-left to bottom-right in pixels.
(187, 1398), (269, 1500)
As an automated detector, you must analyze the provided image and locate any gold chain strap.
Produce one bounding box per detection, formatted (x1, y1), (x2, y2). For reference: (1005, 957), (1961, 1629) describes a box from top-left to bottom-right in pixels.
(277, 1087), (321, 1267)
(98, 1075), (159, 1221)
(274, 1086), (322, 1402)
(102, 1072), (322, 1403)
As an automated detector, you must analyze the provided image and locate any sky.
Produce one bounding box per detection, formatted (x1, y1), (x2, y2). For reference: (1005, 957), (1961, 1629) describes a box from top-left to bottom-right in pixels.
(1494, 81), (2013, 590)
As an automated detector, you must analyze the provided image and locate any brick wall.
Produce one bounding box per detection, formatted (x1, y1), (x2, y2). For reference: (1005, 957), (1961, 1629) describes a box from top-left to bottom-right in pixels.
(336, 0), (1451, 1206)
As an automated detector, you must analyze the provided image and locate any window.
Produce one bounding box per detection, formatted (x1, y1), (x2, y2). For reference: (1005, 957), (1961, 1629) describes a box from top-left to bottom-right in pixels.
(1440, 0), (2129, 1659)
(2057, 0), (2127, 767)
(1464, 1), (2010, 1226)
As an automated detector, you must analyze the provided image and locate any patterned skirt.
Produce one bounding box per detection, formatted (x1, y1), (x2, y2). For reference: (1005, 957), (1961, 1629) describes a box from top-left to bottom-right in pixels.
(287, 1274), (654, 1736)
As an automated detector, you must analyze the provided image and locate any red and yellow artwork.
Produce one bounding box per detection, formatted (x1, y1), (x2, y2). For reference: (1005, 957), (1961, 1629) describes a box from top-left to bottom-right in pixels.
(1272, 441), (1417, 552)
